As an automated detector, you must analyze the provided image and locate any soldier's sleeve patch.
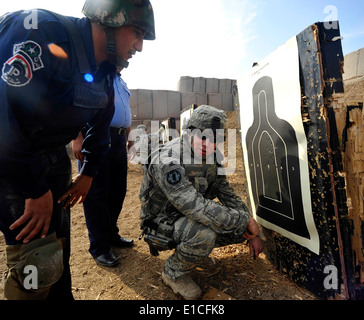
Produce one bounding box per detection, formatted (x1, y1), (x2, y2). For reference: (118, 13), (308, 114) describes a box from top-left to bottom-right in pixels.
(166, 170), (182, 185)
(2, 41), (44, 87)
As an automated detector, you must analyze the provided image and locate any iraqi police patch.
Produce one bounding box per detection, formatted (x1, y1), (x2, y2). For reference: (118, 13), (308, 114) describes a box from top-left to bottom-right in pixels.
(166, 170), (182, 185)
(2, 41), (44, 87)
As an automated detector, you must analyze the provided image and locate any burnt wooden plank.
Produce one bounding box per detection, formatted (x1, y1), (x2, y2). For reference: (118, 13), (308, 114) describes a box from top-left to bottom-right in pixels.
(263, 22), (349, 299)
(316, 22), (344, 96)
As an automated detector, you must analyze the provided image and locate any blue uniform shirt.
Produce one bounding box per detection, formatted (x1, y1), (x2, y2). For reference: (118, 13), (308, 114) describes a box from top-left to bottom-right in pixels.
(0, 10), (115, 198)
(110, 75), (132, 129)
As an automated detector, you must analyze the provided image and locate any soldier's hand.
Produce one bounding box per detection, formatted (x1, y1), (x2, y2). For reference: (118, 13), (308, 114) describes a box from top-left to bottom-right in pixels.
(58, 174), (93, 208)
(243, 216), (260, 239)
(9, 190), (53, 244)
(249, 236), (264, 259)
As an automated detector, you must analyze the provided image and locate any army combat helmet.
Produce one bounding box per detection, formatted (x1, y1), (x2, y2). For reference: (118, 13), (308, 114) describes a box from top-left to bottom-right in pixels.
(185, 105), (228, 142)
(82, 0), (155, 68)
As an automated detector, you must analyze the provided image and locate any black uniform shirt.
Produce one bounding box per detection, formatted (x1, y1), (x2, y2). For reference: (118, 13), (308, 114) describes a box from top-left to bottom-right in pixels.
(0, 10), (115, 198)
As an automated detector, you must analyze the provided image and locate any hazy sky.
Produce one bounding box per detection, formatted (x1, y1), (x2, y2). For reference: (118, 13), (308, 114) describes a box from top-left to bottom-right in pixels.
(1, 0), (363, 90)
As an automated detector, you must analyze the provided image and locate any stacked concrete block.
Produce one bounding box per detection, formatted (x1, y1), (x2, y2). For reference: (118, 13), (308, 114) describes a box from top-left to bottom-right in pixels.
(222, 94), (234, 111)
(130, 89), (153, 120)
(358, 51), (364, 78)
(181, 92), (208, 110)
(152, 90), (182, 120)
(197, 93), (208, 106)
(206, 78), (219, 93)
(130, 77), (237, 129)
(193, 77), (206, 93)
(343, 47), (364, 81)
(167, 91), (182, 118)
(206, 93), (234, 111)
(177, 76), (194, 92)
(218, 79), (231, 94)
(177, 76), (236, 95)
(181, 92), (195, 108)
(207, 93), (223, 109)
(152, 90), (168, 120)
(129, 90), (138, 119)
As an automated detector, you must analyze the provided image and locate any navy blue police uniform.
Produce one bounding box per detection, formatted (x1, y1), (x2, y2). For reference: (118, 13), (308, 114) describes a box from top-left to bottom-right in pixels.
(0, 9), (115, 299)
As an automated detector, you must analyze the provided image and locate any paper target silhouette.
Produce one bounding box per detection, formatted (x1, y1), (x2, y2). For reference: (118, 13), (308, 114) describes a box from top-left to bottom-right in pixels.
(245, 76), (310, 239)
(239, 36), (319, 254)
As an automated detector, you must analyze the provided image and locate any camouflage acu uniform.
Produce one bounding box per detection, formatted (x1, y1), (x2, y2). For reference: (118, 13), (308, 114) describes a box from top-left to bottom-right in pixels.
(139, 133), (251, 280)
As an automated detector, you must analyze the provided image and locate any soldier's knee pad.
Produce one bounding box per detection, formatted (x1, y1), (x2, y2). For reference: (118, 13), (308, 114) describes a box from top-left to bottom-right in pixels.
(2, 232), (64, 300)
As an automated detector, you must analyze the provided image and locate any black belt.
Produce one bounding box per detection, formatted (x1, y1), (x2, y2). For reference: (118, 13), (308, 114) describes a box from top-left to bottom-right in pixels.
(110, 127), (127, 136)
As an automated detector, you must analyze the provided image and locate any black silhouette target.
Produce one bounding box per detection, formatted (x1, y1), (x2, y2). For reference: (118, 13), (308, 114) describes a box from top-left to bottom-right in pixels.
(245, 76), (310, 239)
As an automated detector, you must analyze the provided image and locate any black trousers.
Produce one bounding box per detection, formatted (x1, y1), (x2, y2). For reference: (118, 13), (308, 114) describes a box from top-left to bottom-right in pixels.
(0, 146), (73, 300)
(79, 131), (128, 257)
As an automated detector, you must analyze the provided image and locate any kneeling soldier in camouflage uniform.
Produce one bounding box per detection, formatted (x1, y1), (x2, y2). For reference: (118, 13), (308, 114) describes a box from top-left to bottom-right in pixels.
(139, 105), (263, 300)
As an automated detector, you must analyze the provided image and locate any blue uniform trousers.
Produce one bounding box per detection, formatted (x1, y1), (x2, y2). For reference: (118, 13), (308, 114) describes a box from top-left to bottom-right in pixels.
(79, 131), (128, 257)
(0, 147), (73, 300)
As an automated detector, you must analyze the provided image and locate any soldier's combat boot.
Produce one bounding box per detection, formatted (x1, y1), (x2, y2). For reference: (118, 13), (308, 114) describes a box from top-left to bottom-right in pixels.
(162, 271), (202, 300)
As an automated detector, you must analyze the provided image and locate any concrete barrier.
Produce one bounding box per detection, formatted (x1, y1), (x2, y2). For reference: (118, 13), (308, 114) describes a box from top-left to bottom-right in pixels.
(177, 76), (194, 92)
(181, 92), (208, 110)
(193, 77), (206, 93)
(130, 76), (237, 124)
(343, 47), (364, 81)
(177, 76), (236, 94)
(218, 79), (232, 94)
(130, 89), (153, 120)
(151, 90), (168, 120)
(167, 91), (182, 118)
(151, 90), (182, 120)
(206, 78), (219, 93)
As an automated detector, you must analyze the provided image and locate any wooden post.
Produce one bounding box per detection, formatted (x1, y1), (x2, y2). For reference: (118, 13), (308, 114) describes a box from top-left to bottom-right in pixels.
(260, 22), (364, 299)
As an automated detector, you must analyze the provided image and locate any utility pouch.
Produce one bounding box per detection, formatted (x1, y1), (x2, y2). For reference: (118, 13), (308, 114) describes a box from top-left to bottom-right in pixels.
(140, 213), (181, 256)
(3, 232), (64, 300)
(143, 234), (176, 256)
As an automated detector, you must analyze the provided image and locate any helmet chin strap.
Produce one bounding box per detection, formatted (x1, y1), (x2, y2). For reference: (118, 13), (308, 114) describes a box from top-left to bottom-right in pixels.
(104, 27), (129, 69)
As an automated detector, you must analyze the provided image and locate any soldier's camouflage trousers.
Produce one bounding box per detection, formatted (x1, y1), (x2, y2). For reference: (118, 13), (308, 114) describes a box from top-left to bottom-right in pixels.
(164, 216), (246, 280)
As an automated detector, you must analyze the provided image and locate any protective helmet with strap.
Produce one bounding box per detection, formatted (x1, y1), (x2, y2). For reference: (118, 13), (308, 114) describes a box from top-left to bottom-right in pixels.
(82, 0), (155, 68)
(184, 105), (228, 142)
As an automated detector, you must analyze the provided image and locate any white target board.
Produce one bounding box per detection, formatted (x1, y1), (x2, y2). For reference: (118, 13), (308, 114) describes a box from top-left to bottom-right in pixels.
(238, 36), (319, 254)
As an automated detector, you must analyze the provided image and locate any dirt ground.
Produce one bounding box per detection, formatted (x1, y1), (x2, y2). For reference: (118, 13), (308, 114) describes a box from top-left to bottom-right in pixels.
(0, 111), (319, 301)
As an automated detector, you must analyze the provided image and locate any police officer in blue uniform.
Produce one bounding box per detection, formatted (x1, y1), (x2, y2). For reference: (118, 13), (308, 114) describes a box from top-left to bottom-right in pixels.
(73, 74), (134, 267)
(0, 0), (155, 300)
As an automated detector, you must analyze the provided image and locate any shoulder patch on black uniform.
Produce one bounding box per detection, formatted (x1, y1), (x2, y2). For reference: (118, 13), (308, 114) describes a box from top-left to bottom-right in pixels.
(166, 170), (182, 185)
(2, 41), (44, 87)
